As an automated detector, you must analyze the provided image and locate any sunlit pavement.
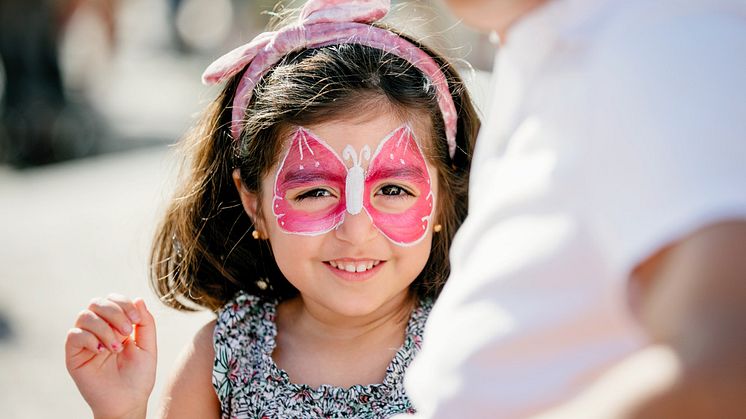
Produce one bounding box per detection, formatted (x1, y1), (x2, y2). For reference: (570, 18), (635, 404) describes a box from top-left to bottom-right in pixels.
(0, 148), (214, 418)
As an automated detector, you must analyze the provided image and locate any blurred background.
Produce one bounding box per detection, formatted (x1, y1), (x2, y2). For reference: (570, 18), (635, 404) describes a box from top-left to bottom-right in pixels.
(0, 0), (493, 417)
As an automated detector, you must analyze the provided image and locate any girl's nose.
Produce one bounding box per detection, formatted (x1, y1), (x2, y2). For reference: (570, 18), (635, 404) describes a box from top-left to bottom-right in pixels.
(334, 211), (378, 244)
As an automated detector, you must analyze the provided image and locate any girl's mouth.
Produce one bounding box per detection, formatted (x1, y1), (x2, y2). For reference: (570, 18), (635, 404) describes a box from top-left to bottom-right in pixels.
(324, 259), (385, 282)
(327, 259), (381, 273)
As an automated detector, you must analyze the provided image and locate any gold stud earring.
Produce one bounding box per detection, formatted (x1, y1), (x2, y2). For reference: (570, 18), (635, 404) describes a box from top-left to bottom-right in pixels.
(252, 230), (263, 240)
(433, 224), (442, 233)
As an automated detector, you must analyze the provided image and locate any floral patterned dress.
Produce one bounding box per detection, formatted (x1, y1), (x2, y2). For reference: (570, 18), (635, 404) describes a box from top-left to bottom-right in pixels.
(212, 291), (432, 419)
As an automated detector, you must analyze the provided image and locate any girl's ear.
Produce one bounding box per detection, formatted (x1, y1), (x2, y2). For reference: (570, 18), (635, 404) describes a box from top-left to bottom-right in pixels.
(232, 168), (263, 228)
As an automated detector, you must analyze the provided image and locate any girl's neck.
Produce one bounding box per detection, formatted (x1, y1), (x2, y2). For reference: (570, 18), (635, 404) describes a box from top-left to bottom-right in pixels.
(274, 291), (416, 388)
(273, 292), (415, 388)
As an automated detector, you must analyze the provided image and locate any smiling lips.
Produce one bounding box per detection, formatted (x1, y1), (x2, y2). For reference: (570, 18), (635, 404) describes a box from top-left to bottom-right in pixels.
(327, 259), (382, 273)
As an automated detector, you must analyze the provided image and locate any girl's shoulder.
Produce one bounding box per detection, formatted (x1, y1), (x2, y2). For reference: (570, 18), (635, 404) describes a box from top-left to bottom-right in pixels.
(413, 297), (434, 318)
(402, 297), (433, 354)
(213, 292), (279, 409)
(214, 291), (278, 350)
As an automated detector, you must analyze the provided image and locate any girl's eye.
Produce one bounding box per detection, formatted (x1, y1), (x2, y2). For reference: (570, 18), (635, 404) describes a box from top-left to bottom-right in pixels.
(377, 185), (414, 197)
(295, 188), (333, 201)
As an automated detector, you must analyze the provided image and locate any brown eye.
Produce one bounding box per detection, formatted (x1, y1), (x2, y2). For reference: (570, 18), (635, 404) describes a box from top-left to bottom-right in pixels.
(377, 185), (413, 197)
(296, 188), (332, 200)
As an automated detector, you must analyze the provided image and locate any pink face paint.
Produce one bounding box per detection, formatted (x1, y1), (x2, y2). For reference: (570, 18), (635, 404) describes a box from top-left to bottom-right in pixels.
(272, 124), (434, 246)
(364, 125), (433, 246)
(273, 128), (348, 235)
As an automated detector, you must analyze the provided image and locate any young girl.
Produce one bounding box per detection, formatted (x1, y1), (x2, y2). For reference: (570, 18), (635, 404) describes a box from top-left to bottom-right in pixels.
(64, 0), (479, 417)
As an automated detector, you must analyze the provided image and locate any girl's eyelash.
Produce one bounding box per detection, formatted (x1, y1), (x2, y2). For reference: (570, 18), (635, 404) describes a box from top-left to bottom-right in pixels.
(295, 188), (334, 201)
(377, 184), (414, 197)
(294, 185), (413, 201)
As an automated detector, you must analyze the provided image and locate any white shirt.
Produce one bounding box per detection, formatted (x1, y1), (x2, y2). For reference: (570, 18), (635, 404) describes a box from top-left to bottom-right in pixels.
(399, 0), (746, 417)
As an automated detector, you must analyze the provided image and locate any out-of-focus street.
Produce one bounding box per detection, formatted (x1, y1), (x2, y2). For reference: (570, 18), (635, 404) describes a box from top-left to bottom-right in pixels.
(0, 1), (216, 416)
(0, 0), (492, 417)
(0, 0), (229, 416)
(0, 148), (215, 418)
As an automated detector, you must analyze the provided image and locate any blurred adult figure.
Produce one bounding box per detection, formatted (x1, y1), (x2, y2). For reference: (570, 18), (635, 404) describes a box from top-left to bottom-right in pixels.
(0, 0), (114, 167)
(398, 0), (746, 417)
(0, 0), (67, 166)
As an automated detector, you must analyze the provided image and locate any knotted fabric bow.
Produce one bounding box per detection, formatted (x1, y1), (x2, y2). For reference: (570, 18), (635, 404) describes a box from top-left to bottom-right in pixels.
(201, 0), (458, 158)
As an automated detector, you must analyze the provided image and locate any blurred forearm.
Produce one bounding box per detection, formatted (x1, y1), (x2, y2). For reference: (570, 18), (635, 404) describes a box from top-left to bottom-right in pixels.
(629, 220), (746, 417)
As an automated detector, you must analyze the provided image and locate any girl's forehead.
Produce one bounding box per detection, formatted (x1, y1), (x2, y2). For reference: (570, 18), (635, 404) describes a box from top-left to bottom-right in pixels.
(280, 113), (432, 157)
(264, 113), (438, 187)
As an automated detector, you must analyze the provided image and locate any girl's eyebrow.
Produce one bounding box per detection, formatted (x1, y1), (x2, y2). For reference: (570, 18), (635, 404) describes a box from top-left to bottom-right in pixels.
(367, 165), (426, 181)
(282, 169), (346, 186)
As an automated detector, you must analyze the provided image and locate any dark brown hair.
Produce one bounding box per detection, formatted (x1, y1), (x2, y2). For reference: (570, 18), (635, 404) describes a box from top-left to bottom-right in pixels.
(150, 30), (480, 312)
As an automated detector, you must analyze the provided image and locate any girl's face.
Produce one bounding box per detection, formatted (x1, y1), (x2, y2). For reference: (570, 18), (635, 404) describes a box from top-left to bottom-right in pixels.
(235, 109), (439, 318)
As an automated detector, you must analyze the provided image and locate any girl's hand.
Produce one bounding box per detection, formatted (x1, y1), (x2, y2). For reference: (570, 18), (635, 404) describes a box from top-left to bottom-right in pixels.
(65, 294), (157, 419)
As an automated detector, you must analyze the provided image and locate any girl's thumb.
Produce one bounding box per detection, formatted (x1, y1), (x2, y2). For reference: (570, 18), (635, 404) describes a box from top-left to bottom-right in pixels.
(132, 298), (157, 354)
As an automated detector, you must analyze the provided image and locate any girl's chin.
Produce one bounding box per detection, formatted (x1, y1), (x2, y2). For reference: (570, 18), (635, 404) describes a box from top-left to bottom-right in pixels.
(318, 290), (413, 321)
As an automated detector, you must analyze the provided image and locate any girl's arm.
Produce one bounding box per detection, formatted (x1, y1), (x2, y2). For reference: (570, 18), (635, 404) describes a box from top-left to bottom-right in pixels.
(65, 295), (157, 419)
(158, 320), (221, 419)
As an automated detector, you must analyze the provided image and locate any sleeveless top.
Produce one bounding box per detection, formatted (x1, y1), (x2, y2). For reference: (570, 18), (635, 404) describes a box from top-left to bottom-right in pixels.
(212, 292), (432, 418)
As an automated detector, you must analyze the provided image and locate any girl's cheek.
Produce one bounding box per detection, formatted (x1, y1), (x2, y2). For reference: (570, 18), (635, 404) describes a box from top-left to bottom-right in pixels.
(370, 195), (417, 214)
(289, 197), (339, 213)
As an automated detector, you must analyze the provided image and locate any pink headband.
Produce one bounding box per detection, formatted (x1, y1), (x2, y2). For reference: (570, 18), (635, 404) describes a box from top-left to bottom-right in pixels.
(201, 0), (458, 158)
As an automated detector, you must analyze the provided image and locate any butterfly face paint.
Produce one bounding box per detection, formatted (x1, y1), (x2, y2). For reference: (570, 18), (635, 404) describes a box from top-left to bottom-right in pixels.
(272, 124), (434, 246)
(272, 128), (347, 235)
(363, 126), (434, 245)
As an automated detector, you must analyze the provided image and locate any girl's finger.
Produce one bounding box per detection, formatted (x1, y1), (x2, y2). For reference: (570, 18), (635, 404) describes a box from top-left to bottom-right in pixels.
(107, 293), (142, 324)
(65, 327), (105, 356)
(87, 297), (134, 336)
(74, 309), (124, 353)
(132, 298), (157, 355)
(65, 327), (109, 372)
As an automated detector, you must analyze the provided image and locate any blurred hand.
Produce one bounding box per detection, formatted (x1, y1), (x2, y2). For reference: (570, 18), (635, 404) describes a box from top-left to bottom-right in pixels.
(65, 294), (157, 419)
(627, 346), (746, 419)
(534, 344), (746, 419)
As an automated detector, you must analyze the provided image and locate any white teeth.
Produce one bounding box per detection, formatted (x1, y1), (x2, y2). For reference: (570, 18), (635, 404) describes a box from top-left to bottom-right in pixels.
(328, 260), (381, 273)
